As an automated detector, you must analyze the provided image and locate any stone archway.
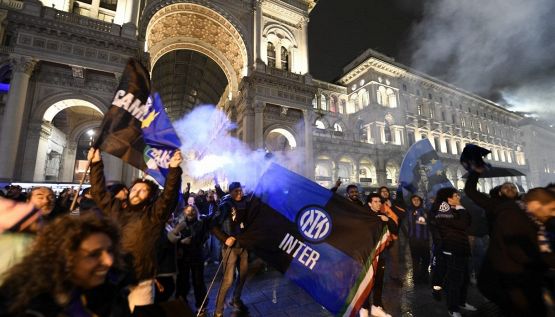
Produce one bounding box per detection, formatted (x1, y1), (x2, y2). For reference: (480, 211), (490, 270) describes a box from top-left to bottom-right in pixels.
(145, 3), (249, 95)
(264, 127), (297, 152)
(22, 95), (106, 182)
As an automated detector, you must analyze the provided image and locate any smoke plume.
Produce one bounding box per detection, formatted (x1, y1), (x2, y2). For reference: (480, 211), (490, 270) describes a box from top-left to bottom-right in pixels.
(173, 106), (305, 191)
(408, 0), (555, 121)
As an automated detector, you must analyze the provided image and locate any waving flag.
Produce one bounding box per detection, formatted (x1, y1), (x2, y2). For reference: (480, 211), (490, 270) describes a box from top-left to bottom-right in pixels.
(94, 59), (181, 185)
(399, 139), (454, 204)
(239, 164), (389, 316)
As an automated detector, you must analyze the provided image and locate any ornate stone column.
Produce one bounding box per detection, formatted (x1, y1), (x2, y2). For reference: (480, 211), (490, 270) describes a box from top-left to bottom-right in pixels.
(241, 103), (255, 147)
(253, 0), (263, 64)
(114, 0), (127, 25)
(275, 41), (282, 69)
(254, 101), (265, 148)
(303, 109), (314, 179)
(90, 0), (101, 19)
(0, 56), (37, 181)
(376, 157), (387, 186)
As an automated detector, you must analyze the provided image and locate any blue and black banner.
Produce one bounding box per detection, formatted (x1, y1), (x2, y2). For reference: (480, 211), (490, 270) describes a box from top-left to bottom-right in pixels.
(239, 164), (390, 316)
(399, 139), (454, 204)
(95, 59), (181, 185)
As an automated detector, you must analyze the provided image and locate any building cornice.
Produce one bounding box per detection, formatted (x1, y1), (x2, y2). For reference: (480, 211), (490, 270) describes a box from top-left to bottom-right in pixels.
(336, 53), (522, 120)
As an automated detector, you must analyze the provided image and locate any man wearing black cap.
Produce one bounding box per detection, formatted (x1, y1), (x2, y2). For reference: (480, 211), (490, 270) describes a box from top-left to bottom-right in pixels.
(211, 181), (250, 317)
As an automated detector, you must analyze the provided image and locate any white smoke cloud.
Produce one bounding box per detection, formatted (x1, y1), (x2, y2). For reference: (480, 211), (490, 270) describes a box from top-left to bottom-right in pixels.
(409, 0), (555, 119)
(173, 105), (305, 192)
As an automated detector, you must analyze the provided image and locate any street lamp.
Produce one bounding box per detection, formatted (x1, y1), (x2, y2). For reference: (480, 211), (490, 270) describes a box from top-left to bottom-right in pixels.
(87, 129), (95, 146)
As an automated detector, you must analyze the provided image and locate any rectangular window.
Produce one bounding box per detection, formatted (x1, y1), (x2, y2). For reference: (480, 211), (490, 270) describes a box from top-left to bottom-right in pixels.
(408, 131), (415, 146)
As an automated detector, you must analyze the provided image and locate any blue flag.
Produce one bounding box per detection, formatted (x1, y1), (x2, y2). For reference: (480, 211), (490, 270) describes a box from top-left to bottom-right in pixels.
(239, 164), (389, 316)
(398, 139), (454, 204)
(141, 93), (182, 186)
(96, 59), (182, 187)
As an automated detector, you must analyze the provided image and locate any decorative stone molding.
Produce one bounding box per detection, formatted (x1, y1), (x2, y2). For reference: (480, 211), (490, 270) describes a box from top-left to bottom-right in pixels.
(71, 66), (84, 78)
(145, 3), (249, 92)
(10, 55), (37, 75)
(140, 0), (250, 46)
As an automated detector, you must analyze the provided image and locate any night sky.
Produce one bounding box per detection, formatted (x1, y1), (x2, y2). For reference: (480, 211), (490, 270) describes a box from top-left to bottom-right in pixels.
(307, 0), (555, 122)
(308, 0), (423, 82)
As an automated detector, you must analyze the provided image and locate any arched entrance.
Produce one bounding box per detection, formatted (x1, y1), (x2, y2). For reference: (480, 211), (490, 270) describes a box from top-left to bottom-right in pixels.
(32, 99), (103, 182)
(265, 128), (297, 152)
(145, 2), (249, 101)
(152, 49), (229, 120)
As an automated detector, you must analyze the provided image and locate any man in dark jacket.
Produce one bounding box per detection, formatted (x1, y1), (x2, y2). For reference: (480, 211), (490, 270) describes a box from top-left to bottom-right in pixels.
(211, 182), (251, 317)
(432, 188), (475, 317)
(171, 204), (209, 316)
(473, 180), (555, 316)
(88, 147), (182, 312)
(330, 180), (365, 206)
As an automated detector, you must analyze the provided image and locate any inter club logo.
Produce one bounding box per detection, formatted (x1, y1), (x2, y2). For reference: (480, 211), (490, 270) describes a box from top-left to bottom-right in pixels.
(296, 206), (332, 243)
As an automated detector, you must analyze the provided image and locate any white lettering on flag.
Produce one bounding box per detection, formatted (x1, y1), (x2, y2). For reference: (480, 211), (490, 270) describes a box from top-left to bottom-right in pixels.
(112, 90), (152, 122)
(278, 233), (320, 270)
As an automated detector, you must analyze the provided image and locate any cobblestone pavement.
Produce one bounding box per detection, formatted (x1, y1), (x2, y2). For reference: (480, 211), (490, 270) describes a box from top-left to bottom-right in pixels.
(186, 241), (504, 317)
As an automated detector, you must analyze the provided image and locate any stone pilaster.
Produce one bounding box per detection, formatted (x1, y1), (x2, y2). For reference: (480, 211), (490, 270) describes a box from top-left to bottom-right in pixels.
(254, 101), (265, 148)
(0, 56), (37, 181)
(303, 109), (315, 179)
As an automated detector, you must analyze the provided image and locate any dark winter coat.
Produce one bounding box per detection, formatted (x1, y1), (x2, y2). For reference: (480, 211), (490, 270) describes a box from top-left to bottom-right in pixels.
(211, 195), (250, 247)
(90, 161), (182, 280)
(433, 202), (471, 256)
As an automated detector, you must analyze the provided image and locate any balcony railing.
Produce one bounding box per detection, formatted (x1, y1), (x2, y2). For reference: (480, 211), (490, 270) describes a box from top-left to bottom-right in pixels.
(42, 7), (121, 36)
(0, 0), (23, 10)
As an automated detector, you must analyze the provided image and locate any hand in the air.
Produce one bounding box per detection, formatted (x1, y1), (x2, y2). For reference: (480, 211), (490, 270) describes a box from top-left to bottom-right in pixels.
(169, 150), (183, 168)
(87, 148), (101, 163)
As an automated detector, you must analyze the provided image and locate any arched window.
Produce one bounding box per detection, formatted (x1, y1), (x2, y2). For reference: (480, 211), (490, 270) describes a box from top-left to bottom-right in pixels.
(340, 99), (347, 114)
(351, 93), (360, 112)
(320, 94), (327, 111)
(267, 42), (276, 68)
(312, 96), (317, 109)
(386, 88), (397, 107)
(333, 122), (343, 132)
(330, 95), (338, 113)
(384, 122), (392, 143)
(315, 120), (326, 130)
(280, 47), (289, 71)
(377, 86), (387, 106)
(359, 89), (369, 107)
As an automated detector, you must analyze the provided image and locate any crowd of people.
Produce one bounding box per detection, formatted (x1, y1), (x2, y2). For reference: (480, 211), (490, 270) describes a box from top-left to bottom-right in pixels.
(0, 146), (554, 317)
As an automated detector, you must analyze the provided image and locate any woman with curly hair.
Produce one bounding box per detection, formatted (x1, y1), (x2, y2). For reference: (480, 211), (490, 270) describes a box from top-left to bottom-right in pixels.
(0, 214), (131, 316)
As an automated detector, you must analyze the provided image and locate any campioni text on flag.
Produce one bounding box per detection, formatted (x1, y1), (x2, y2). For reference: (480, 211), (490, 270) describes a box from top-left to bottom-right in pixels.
(112, 89), (152, 121)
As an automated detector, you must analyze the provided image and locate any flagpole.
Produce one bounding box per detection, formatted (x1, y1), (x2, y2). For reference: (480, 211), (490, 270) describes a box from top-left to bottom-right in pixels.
(197, 247), (232, 316)
(69, 158), (92, 211)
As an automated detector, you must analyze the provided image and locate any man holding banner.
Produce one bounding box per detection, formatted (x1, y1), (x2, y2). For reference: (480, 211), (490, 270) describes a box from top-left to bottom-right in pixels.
(238, 163), (391, 317)
(89, 148), (182, 310)
(88, 58), (184, 311)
